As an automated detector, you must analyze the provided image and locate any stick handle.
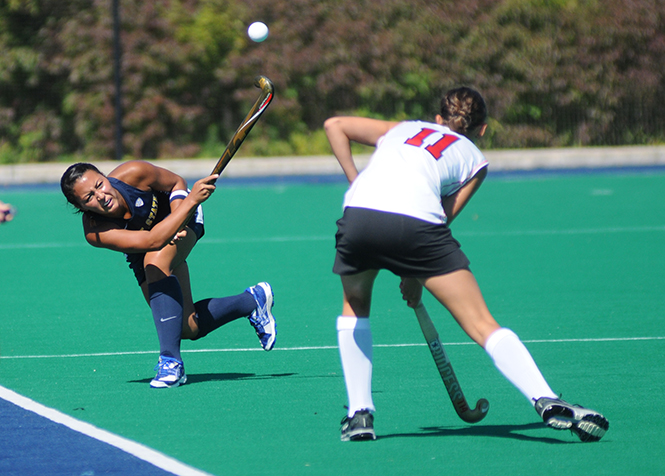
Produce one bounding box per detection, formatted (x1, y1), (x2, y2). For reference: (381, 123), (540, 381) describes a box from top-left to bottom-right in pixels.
(414, 301), (489, 423)
(177, 76), (274, 231)
(211, 75), (274, 179)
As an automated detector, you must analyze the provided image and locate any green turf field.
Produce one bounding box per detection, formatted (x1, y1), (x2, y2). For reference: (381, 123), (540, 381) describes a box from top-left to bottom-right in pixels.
(1, 169), (664, 475)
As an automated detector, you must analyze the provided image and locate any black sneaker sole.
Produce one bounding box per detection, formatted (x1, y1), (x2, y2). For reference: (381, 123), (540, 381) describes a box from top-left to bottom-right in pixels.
(342, 429), (376, 442)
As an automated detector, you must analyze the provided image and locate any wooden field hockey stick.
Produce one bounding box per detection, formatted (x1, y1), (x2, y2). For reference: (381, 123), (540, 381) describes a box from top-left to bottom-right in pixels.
(210, 75), (274, 181)
(414, 301), (489, 423)
(176, 76), (273, 231)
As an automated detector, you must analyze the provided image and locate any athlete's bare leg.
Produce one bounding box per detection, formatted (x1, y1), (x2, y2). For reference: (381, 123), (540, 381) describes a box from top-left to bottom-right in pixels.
(420, 269), (500, 347)
(341, 269), (379, 317)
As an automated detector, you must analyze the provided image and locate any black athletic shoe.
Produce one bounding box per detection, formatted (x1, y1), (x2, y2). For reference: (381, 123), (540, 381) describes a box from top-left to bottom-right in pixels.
(340, 409), (376, 441)
(534, 397), (609, 442)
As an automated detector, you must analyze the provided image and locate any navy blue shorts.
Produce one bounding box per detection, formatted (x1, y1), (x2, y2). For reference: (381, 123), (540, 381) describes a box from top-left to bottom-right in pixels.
(333, 207), (470, 277)
(127, 221), (204, 286)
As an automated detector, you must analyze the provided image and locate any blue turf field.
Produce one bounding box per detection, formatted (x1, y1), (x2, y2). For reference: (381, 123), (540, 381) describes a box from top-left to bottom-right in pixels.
(0, 388), (197, 476)
(1, 167), (665, 475)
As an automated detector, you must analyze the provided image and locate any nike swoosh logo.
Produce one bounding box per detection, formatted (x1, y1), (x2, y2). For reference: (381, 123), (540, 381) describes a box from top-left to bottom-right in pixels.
(160, 316), (179, 322)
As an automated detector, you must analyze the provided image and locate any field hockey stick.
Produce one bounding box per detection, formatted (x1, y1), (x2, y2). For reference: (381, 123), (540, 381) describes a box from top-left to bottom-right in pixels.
(210, 75), (274, 181)
(175, 76), (273, 232)
(414, 300), (489, 423)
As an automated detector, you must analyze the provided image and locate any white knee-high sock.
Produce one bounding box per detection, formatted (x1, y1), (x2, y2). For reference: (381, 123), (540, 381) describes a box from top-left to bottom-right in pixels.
(485, 328), (558, 405)
(337, 316), (375, 417)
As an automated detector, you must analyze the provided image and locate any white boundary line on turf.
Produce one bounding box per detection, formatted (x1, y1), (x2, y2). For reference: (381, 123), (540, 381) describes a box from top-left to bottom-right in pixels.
(2, 225), (664, 250)
(0, 385), (214, 476)
(1, 336), (663, 360)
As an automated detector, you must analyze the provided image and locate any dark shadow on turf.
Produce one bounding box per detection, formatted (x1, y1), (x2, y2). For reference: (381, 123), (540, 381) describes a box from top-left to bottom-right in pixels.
(128, 372), (297, 385)
(380, 422), (574, 444)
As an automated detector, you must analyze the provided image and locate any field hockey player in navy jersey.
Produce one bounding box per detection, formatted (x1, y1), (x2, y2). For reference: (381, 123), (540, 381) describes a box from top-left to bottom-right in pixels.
(61, 161), (276, 388)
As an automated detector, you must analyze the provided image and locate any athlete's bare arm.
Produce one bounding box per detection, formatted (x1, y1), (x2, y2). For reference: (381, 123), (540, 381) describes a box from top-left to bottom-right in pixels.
(443, 166), (488, 224)
(324, 117), (399, 183)
(83, 174), (218, 253)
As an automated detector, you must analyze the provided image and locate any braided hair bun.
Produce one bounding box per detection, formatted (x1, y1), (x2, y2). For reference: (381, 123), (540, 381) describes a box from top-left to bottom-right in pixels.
(439, 87), (487, 138)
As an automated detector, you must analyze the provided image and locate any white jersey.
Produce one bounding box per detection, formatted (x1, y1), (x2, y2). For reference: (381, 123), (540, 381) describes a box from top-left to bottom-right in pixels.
(343, 121), (488, 224)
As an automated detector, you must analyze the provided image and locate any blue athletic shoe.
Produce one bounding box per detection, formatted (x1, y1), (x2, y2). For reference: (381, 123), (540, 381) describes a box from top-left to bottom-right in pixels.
(246, 282), (276, 351)
(150, 356), (187, 388)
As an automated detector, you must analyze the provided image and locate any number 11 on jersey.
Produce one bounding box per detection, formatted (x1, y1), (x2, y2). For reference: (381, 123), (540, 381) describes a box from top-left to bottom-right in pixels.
(405, 128), (459, 160)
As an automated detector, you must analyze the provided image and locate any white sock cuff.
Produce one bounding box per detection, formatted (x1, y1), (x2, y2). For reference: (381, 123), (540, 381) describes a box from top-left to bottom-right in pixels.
(336, 316), (371, 331)
(484, 327), (517, 356)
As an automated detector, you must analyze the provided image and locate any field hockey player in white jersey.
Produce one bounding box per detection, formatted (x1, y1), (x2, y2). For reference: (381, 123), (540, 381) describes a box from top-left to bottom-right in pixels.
(324, 87), (609, 442)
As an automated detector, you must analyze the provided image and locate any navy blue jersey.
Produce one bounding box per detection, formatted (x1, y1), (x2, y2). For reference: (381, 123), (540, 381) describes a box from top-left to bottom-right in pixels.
(110, 177), (170, 231)
(84, 177), (204, 285)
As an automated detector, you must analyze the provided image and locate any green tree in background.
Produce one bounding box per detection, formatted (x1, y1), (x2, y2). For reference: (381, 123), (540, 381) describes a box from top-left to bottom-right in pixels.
(0, 0), (664, 163)
(1, 0), (70, 162)
(1, 0), (246, 162)
(461, 0), (665, 147)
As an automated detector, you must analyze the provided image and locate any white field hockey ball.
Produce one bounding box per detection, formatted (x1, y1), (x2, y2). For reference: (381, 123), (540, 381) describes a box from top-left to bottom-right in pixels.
(248, 22), (269, 42)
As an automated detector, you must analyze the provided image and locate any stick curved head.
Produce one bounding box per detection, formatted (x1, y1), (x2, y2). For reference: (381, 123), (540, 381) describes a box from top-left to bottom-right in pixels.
(459, 398), (490, 424)
(254, 75), (274, 93)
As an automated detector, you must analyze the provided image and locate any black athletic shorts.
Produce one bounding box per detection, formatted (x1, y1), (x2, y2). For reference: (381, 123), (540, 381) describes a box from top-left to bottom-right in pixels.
(333, 207), (470, 277)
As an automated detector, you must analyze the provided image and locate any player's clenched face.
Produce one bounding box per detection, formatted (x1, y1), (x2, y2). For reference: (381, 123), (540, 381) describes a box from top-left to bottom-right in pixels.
(72, 170), (124, 216)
